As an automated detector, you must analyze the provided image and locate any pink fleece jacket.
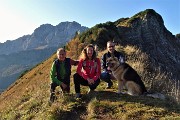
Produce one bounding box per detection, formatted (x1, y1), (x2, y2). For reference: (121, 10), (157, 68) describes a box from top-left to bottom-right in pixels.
(77, 58), (101, 81)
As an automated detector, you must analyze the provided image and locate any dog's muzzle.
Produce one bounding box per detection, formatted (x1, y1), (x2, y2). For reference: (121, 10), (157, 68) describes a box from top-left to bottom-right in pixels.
(106, 62), (113, 67)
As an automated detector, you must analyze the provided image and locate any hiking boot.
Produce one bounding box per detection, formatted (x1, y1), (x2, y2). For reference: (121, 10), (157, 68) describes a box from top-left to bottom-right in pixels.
(75, 93), (82, 99)
(49, 92), (56, 103)
(106, 81), (113, 89)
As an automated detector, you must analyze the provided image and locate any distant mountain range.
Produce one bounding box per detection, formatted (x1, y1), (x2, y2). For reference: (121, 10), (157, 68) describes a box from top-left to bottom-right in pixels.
(0, 21), (88, 55)
(0, 21), (88, 90)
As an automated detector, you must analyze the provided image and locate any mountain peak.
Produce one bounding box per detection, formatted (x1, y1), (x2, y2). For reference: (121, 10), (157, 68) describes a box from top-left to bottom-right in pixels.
(137, 9), (159, 16)
(57, 21), (81, 27)
(127, 9), (164, 25)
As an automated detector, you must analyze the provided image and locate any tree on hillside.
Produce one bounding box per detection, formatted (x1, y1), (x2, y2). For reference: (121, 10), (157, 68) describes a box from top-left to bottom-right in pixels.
(66, 38), (86, 59)
(176, 33), (180, 39)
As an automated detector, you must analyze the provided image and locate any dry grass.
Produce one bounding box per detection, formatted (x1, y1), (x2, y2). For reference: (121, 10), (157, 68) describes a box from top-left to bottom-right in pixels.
(0, 46), (179, 120)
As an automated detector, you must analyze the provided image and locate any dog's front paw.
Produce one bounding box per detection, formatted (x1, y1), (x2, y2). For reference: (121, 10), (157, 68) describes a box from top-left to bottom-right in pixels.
(121, 91), (127, 94)
(117, 91), (121, 94)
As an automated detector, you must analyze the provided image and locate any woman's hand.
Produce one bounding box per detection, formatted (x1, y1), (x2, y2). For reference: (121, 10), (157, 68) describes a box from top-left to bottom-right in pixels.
(87, 78), (94, 85)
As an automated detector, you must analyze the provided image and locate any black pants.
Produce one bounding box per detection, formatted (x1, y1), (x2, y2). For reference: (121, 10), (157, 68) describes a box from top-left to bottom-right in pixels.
(50, 77), (70, 93)
(73, 73), (100, 93)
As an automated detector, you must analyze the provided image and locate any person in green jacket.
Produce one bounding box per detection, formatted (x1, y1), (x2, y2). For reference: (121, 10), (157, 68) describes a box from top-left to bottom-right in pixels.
(50, 48), (78, 102)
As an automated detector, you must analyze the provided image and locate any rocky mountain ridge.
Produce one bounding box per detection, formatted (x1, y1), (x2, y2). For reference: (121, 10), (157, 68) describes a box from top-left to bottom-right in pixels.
(0, 21), (88, 55)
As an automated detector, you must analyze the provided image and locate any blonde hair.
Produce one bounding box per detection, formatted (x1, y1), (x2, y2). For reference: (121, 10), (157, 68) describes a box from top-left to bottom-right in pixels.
(79, 44), (97, 60)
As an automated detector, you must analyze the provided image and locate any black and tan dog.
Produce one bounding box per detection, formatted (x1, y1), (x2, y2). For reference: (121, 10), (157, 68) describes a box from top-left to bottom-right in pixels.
(106, 57), (147, 96)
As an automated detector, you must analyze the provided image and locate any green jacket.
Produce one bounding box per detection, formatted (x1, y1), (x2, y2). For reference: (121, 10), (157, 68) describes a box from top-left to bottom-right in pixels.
(50, 58), (71, 85)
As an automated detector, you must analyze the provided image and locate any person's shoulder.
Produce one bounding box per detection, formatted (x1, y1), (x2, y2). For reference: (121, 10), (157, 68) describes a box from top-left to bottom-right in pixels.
(65, 57), (70, 60)
(53, 59), (59, 66)
(54, 58), (59, 62)
(115, 50), (124, 55)
(69, 58), (75, 62)
(63, 58), (70, 62)
(115, 50), (120, 53)
(102, 52), (108, 57)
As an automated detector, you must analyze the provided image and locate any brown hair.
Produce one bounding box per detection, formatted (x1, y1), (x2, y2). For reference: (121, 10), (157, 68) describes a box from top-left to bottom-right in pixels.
(79, 44), (97, 60)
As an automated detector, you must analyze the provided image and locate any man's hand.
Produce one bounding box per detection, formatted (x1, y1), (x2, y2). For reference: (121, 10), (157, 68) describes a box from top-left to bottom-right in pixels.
(61, 82), (67, 89)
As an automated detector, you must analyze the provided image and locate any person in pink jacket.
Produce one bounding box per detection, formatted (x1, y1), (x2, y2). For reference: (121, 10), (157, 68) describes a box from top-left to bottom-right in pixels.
(73, 44), (101, 98)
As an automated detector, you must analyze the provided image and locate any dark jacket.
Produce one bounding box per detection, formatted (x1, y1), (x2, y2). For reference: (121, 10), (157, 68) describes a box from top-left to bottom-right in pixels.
(101, 50), (125, 71)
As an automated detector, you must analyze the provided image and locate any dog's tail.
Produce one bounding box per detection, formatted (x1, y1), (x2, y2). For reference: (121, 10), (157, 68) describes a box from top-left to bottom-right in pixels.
(144, 92), (166, 100)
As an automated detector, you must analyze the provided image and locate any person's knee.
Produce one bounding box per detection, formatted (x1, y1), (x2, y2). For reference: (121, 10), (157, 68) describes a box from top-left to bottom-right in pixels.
(100, 72), (110, 80)
(91, 79), (100, 89)
(100, 72), (106, 79)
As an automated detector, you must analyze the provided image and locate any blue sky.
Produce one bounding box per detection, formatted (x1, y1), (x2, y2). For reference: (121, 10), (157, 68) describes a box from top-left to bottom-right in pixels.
(0, 0), (179, 43)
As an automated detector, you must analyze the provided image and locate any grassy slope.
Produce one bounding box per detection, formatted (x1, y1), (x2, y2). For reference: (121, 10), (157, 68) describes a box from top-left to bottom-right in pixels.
(0, 47), (179, 120)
